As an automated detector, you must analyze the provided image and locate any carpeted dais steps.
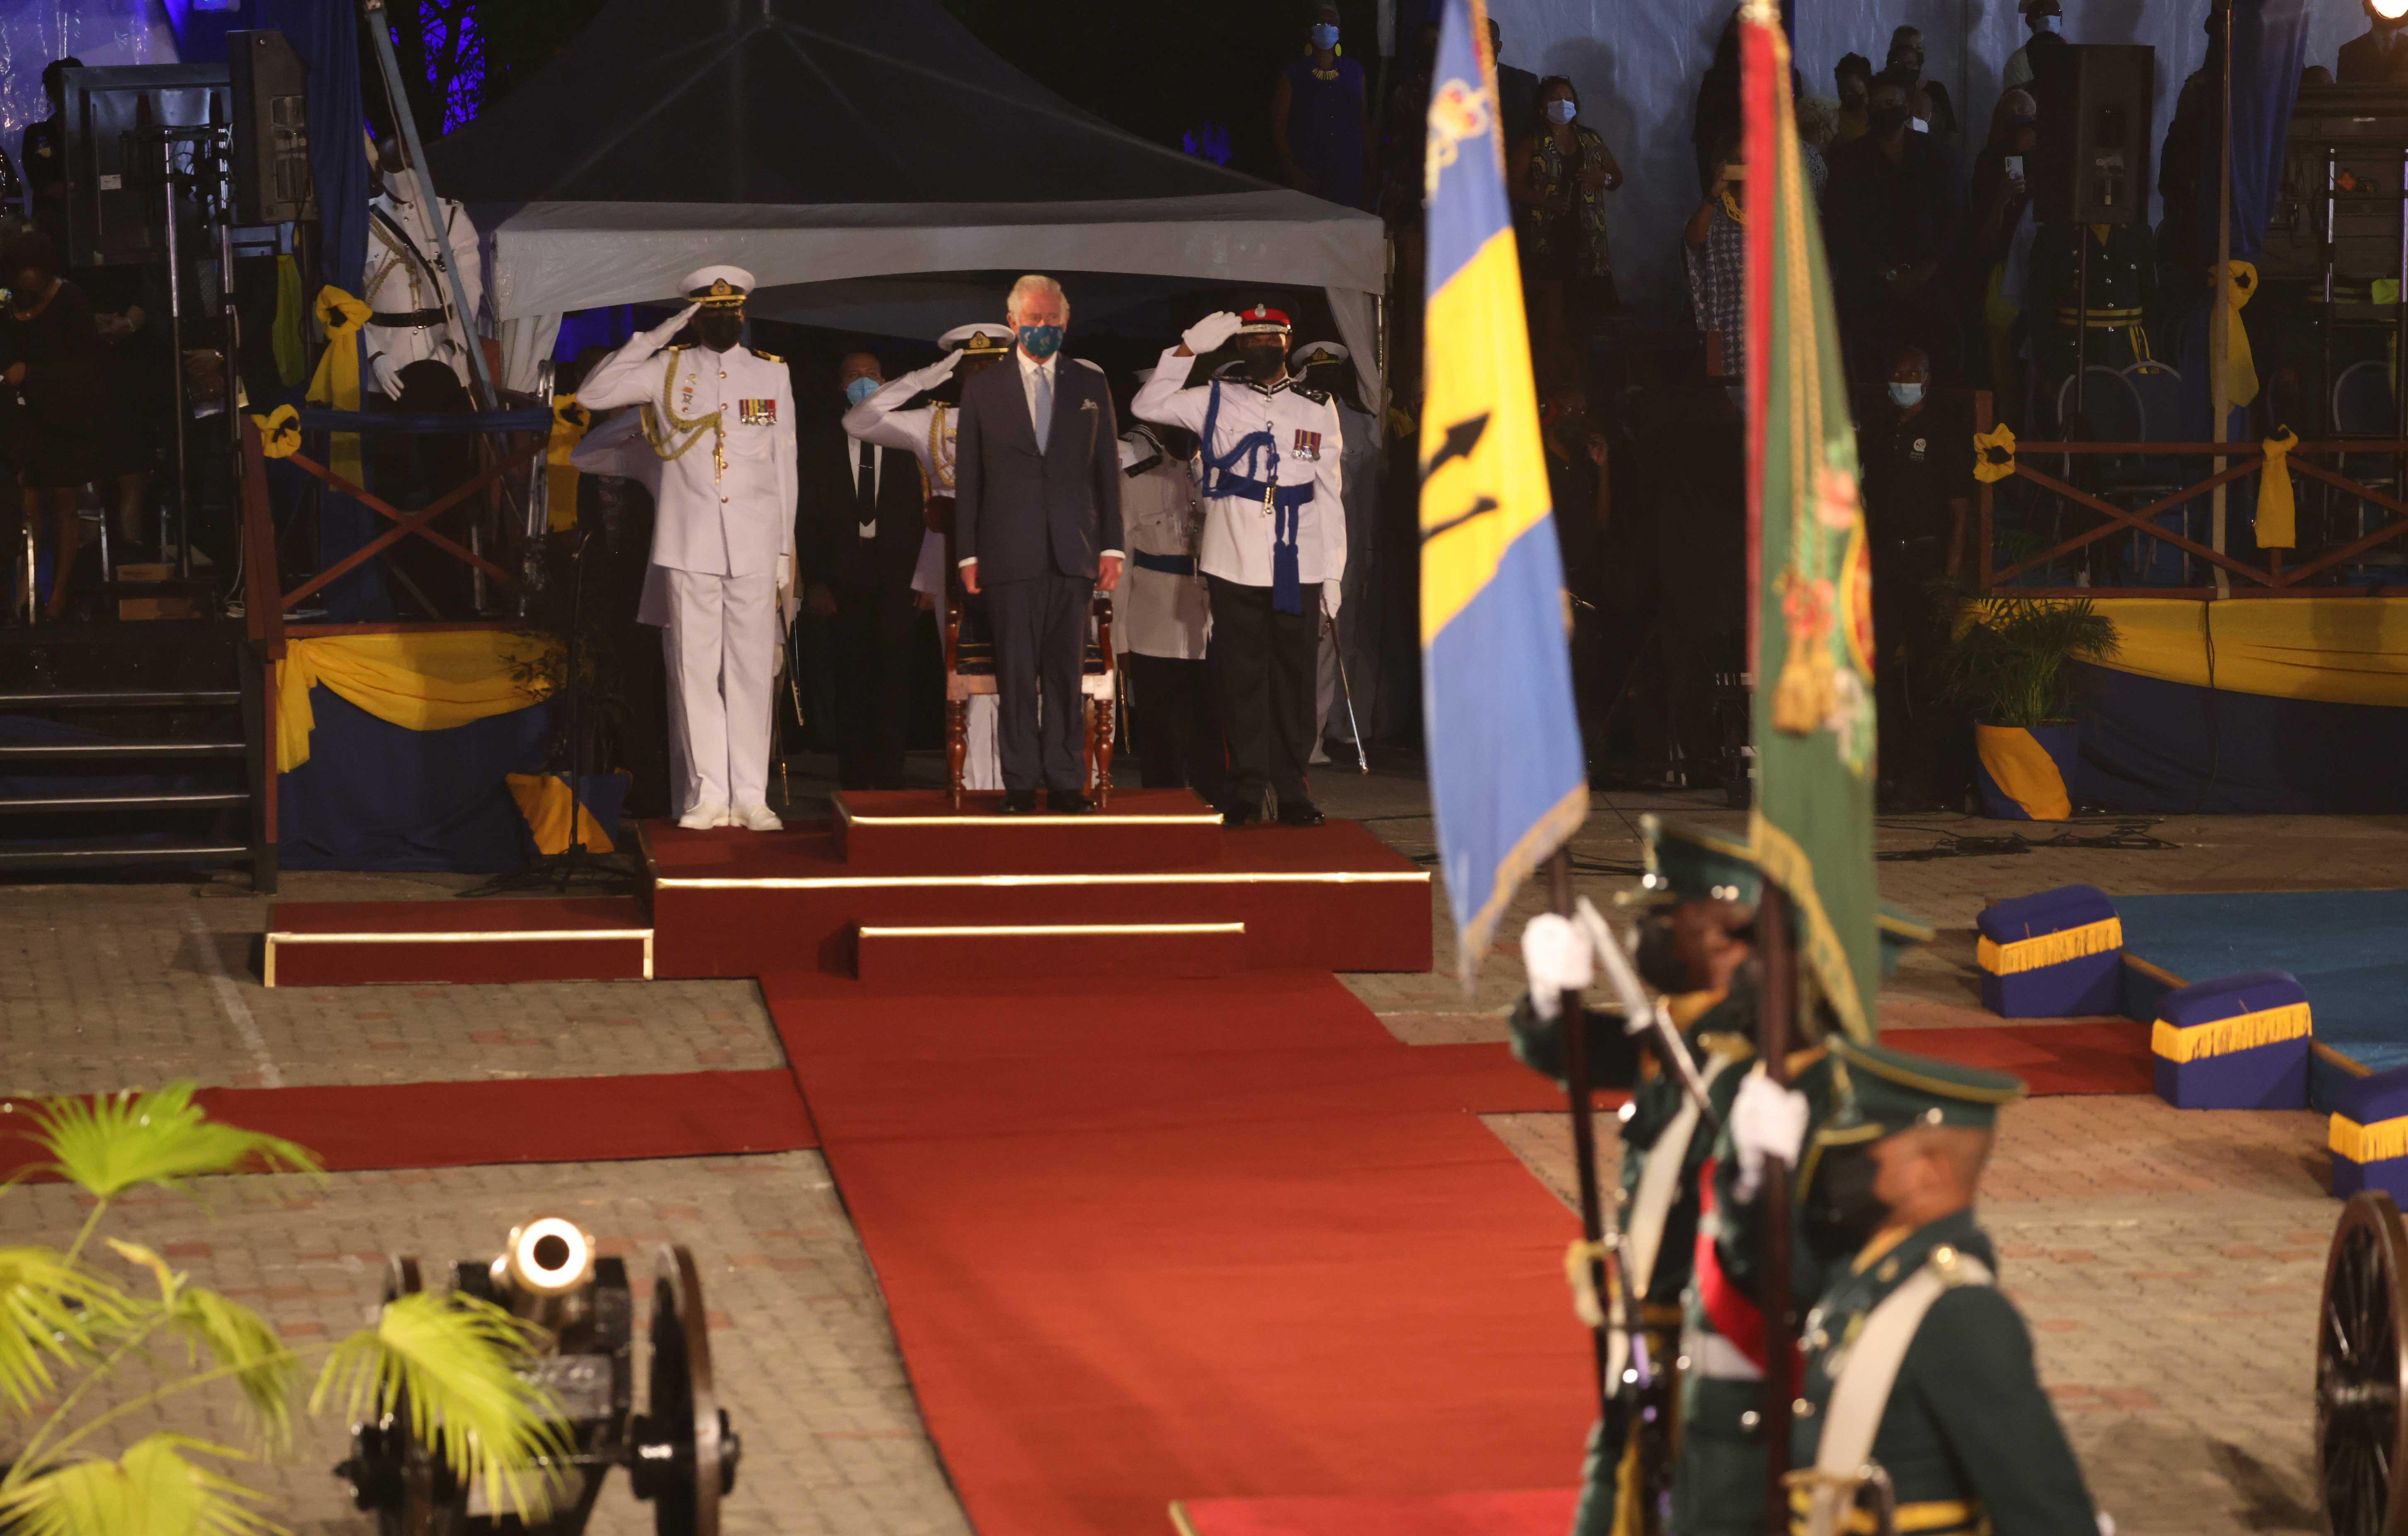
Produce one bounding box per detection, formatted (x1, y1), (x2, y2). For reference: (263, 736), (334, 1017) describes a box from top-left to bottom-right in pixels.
(265, 895), (653, 986)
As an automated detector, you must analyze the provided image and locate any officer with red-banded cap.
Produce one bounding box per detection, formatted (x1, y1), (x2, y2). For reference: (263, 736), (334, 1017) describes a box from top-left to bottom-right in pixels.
(1132, 304), (1345, 827)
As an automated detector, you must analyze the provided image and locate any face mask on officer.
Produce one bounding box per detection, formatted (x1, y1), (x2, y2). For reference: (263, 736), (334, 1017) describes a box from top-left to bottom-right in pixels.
(1546, 97), (1579, 125)
(694, 309), (745, 353)
(1802, 1142), (1890, 1265)
(1888, 381), (1925, 408)
(1236, 338), (1286, 383)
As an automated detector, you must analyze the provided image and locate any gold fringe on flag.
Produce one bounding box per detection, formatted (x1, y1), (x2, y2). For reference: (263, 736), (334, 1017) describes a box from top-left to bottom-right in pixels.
(2332, 1112), (2408, 1166)
(2151, 1001), (2312, 1064)
(1976, 916), (2124, 976)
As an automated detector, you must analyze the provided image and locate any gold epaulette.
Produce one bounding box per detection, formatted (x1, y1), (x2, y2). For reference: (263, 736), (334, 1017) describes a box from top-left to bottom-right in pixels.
(666, 343), (689, 352)
(749, 348), (784, 363)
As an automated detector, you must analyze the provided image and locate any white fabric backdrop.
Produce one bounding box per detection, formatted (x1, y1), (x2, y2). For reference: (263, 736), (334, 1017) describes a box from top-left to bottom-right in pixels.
(1490, 0), (2371, 321)
(1, 0), (177, 155)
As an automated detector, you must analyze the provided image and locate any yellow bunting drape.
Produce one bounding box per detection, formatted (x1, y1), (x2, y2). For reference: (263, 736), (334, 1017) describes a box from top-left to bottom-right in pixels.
(2221, 260), (2260, 408)
(271, 254), (307, 387)
(505, 773), (617, 855)
(1972, 422), (2017, 484)
(546, 395), (590, 532)
(306, 286), (374, 483)
(1973, 724), (2073, 821)
(2255, 428), (2298, 549)
(2084, 597), (2408, 707)
(250, 403), (302, 459)
(274, 631), (557, 773)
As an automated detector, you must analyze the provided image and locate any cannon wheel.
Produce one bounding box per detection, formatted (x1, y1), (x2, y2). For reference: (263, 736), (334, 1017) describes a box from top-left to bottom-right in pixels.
(646, 1245), (727, 1536)
(2319, 1192), (2408, 1536)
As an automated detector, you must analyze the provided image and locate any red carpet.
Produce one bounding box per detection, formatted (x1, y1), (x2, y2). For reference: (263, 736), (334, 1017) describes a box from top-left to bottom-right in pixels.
(0, 1070), (817, 1182)
(1174, 1489), (1577, 1536)
(1887, 1020), (2153, 1096)
(761, 971), (1598, 1536)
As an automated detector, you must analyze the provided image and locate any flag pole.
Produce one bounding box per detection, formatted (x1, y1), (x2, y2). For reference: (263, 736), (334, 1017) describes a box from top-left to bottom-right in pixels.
(1756, 879), (1797, 1534)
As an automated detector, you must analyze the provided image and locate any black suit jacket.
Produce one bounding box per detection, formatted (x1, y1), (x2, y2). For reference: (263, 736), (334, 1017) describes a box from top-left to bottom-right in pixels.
(797, 418), (925, 593)
(954, 355), (1123, 584)
(2340, 29), (2408, 83)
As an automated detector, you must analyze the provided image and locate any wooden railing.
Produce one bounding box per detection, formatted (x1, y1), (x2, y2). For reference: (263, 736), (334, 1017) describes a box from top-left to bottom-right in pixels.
(1973, 390), (2408, 597)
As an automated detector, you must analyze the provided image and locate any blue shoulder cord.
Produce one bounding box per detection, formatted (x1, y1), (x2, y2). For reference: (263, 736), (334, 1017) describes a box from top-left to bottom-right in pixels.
(1197, 382), (1308, 614)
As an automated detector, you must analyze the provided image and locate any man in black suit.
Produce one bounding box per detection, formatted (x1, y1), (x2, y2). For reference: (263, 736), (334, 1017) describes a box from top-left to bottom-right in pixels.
(954, 275), (1124, 814)
(799, 350), (928, 790)
(2341, 0), (2408, 83)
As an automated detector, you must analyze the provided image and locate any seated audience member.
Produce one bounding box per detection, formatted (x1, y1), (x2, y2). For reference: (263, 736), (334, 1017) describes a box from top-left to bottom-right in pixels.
(1825, 67), (1961, 379)
(2340, 0), (2408, 83)
(1685, 135), (1748, 382)
(1834, 52), (1874, 143)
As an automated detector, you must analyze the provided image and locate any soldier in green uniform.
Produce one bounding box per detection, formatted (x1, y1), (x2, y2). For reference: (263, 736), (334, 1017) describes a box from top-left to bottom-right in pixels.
(2030, 221), (2157, 393)
(1777, 1037), (2099, 1536)
(1510, 817), (1767, 1536)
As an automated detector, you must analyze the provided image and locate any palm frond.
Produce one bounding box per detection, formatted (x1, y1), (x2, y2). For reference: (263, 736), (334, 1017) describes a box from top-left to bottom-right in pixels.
(0, 1434), (282, 1536)
(1937, 597), (2122, 727)
(0, 1247), (127, 1414)
(102, 1244), (301, 1452)
(28, 1087), (321, 1203)
(312, 1292), (570, 1521)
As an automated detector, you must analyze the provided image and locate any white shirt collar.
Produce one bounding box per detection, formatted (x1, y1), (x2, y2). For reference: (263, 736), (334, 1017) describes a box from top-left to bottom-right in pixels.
(1018, 348), (1057, 382)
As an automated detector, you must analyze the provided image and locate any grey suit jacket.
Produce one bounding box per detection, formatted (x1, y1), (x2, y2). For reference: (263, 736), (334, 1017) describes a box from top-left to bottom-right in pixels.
(954, 355), (1124, 584)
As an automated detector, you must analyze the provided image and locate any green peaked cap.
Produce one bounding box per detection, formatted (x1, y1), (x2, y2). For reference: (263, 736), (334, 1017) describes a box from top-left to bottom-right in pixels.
(1828, 1035), (2027, 1135)
(1636, 815), (1761, 906)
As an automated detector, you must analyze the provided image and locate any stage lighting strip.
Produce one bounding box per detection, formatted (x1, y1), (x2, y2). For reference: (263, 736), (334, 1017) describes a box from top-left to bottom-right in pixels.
(262, 928), (655, 987)
(655, 871), (1430, 890)
(859, 922), (1246, 938)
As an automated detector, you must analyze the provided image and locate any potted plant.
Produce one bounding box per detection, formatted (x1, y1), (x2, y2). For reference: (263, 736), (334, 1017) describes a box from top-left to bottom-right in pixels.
(1937, 596), (2119, 821)
(0, 1085), (566, 1534)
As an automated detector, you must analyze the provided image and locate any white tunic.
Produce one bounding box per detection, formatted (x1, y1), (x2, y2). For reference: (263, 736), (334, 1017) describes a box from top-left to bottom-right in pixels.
(1113, 427), (1209, 661)
(1131, 347), (1345, 605)
(574, 317), (798, 581)
(361, 188), (483, 395)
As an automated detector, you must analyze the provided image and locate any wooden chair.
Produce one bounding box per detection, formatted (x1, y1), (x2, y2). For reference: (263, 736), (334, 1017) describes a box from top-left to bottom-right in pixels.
(939, 533), (1116, 810)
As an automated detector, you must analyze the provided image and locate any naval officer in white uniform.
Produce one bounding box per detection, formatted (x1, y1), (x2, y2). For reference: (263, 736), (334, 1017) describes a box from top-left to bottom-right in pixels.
(576, 265), (798, 831)
(1132, 306), (1344, 827)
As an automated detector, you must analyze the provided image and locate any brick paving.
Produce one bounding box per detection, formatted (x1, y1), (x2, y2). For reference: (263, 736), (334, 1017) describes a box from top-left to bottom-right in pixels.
(1, 756), (2392, 1534)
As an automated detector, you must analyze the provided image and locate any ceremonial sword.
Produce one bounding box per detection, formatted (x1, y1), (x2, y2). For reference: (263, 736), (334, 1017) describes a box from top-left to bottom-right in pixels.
(1327, 612), (1369, 774)
(1576, 895), (1721, 1133)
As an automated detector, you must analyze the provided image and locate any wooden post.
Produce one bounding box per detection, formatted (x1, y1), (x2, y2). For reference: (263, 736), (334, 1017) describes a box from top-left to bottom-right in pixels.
(1757, 879), (1798, 1535)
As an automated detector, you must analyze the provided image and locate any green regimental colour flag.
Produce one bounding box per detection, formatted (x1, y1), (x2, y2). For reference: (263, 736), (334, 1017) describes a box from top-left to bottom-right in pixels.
(1741, 0), (1881, 1040)
(1418, 0), (1588, 982)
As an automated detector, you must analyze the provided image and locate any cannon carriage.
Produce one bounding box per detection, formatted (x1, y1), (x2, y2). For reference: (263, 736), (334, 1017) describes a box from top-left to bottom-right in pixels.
(337, 1218), (739, 1535)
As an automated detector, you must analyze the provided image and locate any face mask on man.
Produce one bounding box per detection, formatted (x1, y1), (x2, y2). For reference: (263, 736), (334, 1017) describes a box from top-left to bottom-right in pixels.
(1546, 98), (1578, 125)
(845, 375), (880, 407)
(1868, 102), (1911, 136)
(694, 311), (745, 353)
(1017, 323), (1064, 360)
(1236, 343), (1285, 383)
(1889, 381), (1925, 408)
(1801, 1143), (1891, 1266)
(2034, 13), (2063, 32)
(1310, 22), (1340, 50)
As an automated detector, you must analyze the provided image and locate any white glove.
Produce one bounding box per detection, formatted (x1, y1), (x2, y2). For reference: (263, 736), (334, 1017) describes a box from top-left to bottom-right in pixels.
(913, 350), (963, 389)
(1182, 311), (1242, 354)
(1321, 579), (1343, 622)
(1731, 1067), (1810, 1203)
(647, 301), (701, 345)
(1520, 912), (1593, 1022)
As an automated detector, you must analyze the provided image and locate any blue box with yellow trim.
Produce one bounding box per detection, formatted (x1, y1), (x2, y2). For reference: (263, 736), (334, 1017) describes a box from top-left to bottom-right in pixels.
(1978, 885), (2123, 1018)
(2329, 1065), (2408, 1199)
(2151, 970), (2312, 1110)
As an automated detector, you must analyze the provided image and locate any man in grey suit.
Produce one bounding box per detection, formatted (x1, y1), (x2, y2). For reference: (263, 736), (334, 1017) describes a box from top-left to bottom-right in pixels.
(954, 275), (1126, 813)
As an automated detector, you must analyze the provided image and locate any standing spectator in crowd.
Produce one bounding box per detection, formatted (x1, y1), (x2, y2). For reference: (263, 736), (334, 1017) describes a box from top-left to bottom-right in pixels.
(1511, 77), (1624, 390)
(1111, 373), (1221, 803)
(1490, 18), (1541, 158)
(1960, 90), (2040, 420)
(1694, 13), (1744, 191)
(1686, 134), (1748, 381)
(2303, 63), (2337, 88)
(1273, 5), (1374, 211)
(1798, 94), (1839, 199)
(1858, 343), (1971, 809)
(84, 262), (170, 557)
(800, 350), (929, 792)
(1378, 20), (1442, 233)
(0, 230), (103, 621)
(1887, 26), (1960, 150)
(1825, 68), (1961, 379)
(1539, 383), (1612, 759)
(2003, 0), (2070, 92)
(1834, 52), (1874, 143)
(2340, 0), (2408, 82)
(20, 59), (78, 250)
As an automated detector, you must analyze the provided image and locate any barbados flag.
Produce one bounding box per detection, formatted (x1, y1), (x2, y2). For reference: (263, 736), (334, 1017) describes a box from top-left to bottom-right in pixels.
(1419, 0), (1587, 982)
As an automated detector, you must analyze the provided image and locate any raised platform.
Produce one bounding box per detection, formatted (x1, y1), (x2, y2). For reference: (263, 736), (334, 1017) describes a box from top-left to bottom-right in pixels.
(263, 796), (1432, 986)
(265, 896), (652, 987)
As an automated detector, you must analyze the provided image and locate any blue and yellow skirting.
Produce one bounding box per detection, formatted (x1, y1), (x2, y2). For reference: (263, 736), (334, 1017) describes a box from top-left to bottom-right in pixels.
(1978, 885), (2123, 1018)
(1973, 723), (2081, 821)
(2151, 970), (2312, 1110)
(2330, 1065), (2408, 1199)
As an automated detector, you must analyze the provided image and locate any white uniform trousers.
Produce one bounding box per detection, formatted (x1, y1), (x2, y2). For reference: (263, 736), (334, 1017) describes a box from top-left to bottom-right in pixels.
(666, 568), (778, 812)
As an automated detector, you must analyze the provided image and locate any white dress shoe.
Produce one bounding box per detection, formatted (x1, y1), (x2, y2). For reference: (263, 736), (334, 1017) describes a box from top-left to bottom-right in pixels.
(732, 804), (784, 832)
(678, 803), (732, 830)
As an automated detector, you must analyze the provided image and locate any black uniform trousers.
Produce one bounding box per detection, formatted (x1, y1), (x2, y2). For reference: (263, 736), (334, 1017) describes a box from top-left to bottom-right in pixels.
(831, 578), (918, 790)
(1206, 574), (1317, 807)
(1125, 651), (1225, 806)
(986, 571), (1091, 792)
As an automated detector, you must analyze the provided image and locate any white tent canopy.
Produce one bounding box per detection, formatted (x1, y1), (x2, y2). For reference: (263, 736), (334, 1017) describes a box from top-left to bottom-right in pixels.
(478, 192), (1389, 398)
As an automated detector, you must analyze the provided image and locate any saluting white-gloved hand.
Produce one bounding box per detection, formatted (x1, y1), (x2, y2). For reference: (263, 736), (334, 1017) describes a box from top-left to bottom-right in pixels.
(910, 350), (963, 389)
(1731, 1067), (1811, 1203)
(1182, 311), (1242, 355)
(1520, 912), (1594, 1022)
(646, 301), (702, 346)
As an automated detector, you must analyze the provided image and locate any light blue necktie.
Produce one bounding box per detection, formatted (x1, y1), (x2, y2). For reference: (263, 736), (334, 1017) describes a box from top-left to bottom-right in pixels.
(1032, 365), (1052, 454)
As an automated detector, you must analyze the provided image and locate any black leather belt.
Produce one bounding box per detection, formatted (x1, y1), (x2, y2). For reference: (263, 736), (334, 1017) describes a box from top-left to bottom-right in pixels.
(370, 308), (447, 328)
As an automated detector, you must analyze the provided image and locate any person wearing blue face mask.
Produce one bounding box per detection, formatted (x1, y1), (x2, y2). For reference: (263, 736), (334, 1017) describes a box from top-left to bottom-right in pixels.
(1272, 4), (1374, 211)
(1858, 343), (1974, 810)
(796, 349), (930, 790)
(2001, 0), (2069, 92)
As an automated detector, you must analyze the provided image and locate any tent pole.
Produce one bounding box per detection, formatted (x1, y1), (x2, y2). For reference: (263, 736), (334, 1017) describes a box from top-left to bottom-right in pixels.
(360, 0), (500, 411)
(2209, 0), (2233, 599)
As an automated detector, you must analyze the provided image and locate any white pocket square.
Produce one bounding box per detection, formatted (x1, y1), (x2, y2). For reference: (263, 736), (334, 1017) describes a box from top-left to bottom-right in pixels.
(1080, 399), (1098, 411)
